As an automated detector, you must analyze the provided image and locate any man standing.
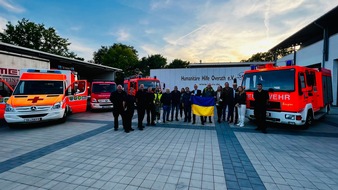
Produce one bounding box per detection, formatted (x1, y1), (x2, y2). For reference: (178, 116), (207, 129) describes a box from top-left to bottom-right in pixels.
(154, 87), (162, 123)
(109, 85), (127, 131)
(202, 83), (215, 123)
(182, 87), (192, 122)
(191, 84), (204, 125)
(161, 88), (172, 123)
(222, 82), (234, 123)
(124, 87), (136, 133)
(253, 83), (269, 133)
(171, 86), (181, 121)
(146, 87), (156, 126)
(232, 82), (239, 124)
(135, 84), (146, 130)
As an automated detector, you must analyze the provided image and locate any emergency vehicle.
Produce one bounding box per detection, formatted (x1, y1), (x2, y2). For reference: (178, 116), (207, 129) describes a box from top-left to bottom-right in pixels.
(0, 78), (14, 119)
(123, 75), (160, 95)
(89, 80), (116, 110)
(4, 69), (88, 126)
(243, 62), (333, 128)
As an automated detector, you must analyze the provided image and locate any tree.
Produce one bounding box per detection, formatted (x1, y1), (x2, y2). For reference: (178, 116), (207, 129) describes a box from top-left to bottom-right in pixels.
(241, 48), (293, 62)
(93, 43), (139, 84)
(165, 59), (190, 68)
(138, 54), (167, 76)
(0, 18), (82, 60)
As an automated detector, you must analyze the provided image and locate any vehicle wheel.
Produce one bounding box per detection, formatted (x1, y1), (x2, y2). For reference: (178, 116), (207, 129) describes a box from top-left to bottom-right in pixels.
(7, 123), (17, 128)
(303, 110), (313, 129)
(59, 108), (68, 123)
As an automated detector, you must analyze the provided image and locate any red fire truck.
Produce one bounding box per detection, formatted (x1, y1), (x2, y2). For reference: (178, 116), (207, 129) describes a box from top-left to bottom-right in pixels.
(89, 80), (116, 110)
(124, 75), (160, 95)
(0, 78), (14, 119)
(243, 62), (333, 128)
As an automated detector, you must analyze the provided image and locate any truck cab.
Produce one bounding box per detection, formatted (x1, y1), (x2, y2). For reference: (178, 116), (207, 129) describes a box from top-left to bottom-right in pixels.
(4, 69), (88, 126)
(89, 80), (116, 110)
(124, 75), (160, 95)
(243, 62), (333, 128)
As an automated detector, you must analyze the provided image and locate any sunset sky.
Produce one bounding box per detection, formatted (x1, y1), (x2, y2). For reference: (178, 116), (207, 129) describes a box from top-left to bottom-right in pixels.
(0, 0), (337, 63)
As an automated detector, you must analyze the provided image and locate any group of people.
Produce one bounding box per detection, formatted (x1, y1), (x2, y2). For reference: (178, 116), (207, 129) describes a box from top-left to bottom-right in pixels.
(109, 82), (269, 133)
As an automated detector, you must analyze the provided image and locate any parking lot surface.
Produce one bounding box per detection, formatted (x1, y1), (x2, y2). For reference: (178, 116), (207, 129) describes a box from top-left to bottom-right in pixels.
(0, 108), (337, 190)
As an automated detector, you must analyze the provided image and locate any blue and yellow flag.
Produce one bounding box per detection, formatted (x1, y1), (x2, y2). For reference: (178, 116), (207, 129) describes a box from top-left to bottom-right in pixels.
(191, 96), (215, 116)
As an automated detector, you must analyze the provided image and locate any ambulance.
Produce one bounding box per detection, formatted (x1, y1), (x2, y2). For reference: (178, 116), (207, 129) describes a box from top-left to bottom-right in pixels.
(243, 62), (333, 128)
(123, 75), (160, 95)
(89, 80), (116, 110)
(4, 69), (88, 126)
(0, 78), (14, 119)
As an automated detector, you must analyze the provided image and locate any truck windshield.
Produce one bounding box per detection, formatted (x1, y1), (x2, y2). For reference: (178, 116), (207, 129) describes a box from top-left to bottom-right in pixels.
(92, 83), (116, 93)
(243, 69), (295, 92)
(13, 81), (64, 95)
(139, 80), (160, 90)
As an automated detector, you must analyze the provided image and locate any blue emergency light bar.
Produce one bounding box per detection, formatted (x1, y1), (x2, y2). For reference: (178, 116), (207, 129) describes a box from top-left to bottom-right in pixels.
(286, 60), (293, 66)
(250, 65), (256, 70)
(26, 69), (62, 74)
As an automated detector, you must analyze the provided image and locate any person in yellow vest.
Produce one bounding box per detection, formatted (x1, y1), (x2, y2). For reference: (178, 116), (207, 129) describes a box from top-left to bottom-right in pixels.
(154, 86), (162, 123)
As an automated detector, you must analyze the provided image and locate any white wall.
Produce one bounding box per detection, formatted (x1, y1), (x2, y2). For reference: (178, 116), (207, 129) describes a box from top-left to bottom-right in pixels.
(277, 33), (338, 105)
(151, 67), (247, 91)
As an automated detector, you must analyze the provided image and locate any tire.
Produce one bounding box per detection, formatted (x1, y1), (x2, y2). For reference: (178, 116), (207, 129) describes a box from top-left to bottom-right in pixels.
(303, 110), (313, 129)
(59, 108), (68, 123)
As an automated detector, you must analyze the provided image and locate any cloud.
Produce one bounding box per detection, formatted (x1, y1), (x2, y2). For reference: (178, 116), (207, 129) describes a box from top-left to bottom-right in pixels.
(139, 0), (338, 63)
(150, 0), (171, 10)
(68, 39), (96, 61)
(0, 17), (7, 32)
(0, 0), (24, 13)
(108, 28), (130, 42)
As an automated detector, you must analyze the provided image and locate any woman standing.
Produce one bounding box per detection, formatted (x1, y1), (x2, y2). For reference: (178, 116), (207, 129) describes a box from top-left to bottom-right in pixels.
(179, 87), (185, 119)
(215, 85), (223, 123)
(235, 86), (247, 127)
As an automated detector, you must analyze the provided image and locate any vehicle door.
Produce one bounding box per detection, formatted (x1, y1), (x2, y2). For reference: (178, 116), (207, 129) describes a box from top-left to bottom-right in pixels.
(65, 80), (88, 113)
(0, 79), (14, 119)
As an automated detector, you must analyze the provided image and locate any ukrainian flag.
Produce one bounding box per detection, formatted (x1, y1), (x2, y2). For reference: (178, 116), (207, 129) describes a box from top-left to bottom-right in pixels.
(191, 96), (215, 116)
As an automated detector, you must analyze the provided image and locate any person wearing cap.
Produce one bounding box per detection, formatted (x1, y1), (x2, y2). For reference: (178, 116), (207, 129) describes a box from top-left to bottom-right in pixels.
(253, 83), (269, 133)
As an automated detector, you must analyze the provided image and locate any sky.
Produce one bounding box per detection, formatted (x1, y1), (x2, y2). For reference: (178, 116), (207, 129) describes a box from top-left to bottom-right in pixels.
(0, 0), (337, 63)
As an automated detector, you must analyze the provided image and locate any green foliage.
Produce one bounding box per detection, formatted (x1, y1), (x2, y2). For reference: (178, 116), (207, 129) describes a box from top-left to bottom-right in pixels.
(138, 54), (167, 76)
(0, 18), (82, 60)
(93, 43), (139, 84)
(165, 59), (190, 68)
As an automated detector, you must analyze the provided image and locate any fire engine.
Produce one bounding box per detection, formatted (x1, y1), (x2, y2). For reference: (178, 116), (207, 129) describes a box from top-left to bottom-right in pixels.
(123, 75), (160, 95)
(0, 78), (14, 119)
(4, 69), (88, 126)
(243, 62), (333, 128)
(89, 80), (116, 110)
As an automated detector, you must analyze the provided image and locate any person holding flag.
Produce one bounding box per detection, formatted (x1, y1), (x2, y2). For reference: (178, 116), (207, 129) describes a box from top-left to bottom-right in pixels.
(202, 83), (215, 123)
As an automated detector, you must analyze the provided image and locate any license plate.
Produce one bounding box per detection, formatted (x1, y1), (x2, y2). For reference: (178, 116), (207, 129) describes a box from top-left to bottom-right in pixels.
(24, 118), (42, 122)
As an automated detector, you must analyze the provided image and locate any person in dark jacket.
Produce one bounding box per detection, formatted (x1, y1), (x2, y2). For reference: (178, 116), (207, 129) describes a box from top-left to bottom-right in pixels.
(109, 85), (127, 131)
(123, 87), (136, 133)
(171, 86), (181, 121)
(179, 88), (185, 119)
(191, 84), (204, 125)
(202, 83), (215, 123)
(182, 87), (192, 122)
(235, 86), (246, 127)
(135, 84), (146, 130)
(222, 82), (234, 123)
(145, 87), (156, 126)
(253, 83), (269, 133)
(161, 88), (172, 123)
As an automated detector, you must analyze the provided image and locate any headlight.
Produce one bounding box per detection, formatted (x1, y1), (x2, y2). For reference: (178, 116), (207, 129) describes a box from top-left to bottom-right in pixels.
(91, 98), (97, 103)
(5, 104), (15, 112)
(52, 102), (62, 109)
(285, 114), (295, 120)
